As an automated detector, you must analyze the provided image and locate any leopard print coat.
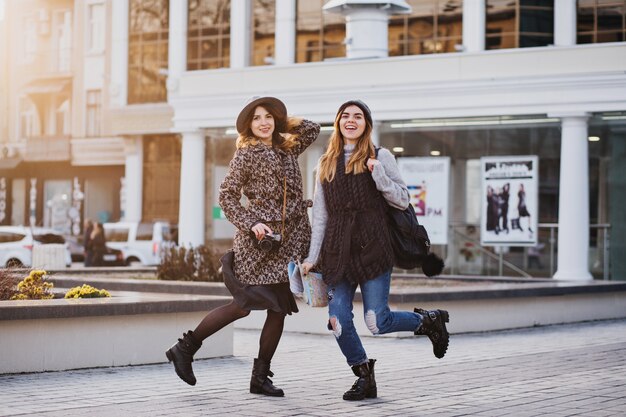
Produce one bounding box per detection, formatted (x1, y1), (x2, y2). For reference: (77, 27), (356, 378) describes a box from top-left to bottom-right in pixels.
(219, 119), (320, 285)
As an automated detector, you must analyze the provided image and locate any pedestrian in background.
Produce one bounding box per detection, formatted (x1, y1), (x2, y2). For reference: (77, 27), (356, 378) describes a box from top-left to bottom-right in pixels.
(83, 219), (94, 267)
(166, 97), (320, 396)
(87, 222), (106, 266)
(301, 100), (450, 401)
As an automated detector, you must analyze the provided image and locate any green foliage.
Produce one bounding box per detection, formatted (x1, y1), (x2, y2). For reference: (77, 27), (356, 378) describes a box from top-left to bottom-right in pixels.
(64, 284), (111, 299)
(157, 244), (222, 282)
(0, 268), (19, 300)
(11, 270), (54, 300)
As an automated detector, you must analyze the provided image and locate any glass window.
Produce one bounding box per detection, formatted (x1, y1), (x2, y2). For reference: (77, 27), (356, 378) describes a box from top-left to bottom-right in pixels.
(389, 0), (463, 56)
(53, 10), (73, 72)
(87, 2), (105, 53)
(142, 134), (181, 223)
(106, 227), (130, 242)
(0, 232), (26, 243)
(136, 223), (153, 240)
(486, 0), (554, 50)
(86, 90), (101, 137)
(187, 0), (230, 70)
(22, 14), (37, 63)
(577, 0), (626, 44)
(296, 0), (345, 63)
(252, 0), (275, 65)
(128, 0), (169, 104)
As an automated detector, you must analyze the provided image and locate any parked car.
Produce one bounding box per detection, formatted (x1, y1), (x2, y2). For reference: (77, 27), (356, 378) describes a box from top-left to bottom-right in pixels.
(0, 226), (72, 268)
(99, 246), (125, 267)
(103, 221), (173, 266)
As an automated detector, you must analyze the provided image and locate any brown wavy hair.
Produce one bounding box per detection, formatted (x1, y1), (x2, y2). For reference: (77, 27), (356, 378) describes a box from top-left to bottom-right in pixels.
(318, 103), (374, 183)
(236, 103), (298, 151)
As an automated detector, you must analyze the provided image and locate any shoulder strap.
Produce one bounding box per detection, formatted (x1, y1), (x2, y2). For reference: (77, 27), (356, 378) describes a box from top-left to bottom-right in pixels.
(375, 147), (380, 159)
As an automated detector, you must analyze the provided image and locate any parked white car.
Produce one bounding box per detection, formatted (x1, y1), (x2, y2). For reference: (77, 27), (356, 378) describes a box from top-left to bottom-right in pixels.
(0, 226), (72, 268)
(103, 221), (172, 266)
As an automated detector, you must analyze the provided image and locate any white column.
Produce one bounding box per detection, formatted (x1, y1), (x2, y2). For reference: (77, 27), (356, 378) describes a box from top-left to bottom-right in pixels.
(551, 113), (592, 281)
(178, 130), (206, 247)
(554, 0), (577, 47)
(230, 0), (251, 68)
(167, 0), (188, 95)
(110, 0), (129, 107)
(275, 0), (296, 65)
(123, 137), (143, 222)
(462, 0), (486, 52)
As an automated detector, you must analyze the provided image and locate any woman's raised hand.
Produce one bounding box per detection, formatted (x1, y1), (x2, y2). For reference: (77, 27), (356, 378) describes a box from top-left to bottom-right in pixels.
(366, 158), (381, 172)
(251, 223), (273, 240)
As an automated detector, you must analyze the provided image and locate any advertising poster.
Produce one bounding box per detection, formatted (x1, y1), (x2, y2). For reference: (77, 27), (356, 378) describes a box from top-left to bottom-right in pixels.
(480, 156), (538, 246)
(397, 157), (450, 245)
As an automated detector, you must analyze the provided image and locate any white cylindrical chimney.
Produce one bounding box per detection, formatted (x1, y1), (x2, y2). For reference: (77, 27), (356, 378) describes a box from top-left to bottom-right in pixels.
(324, 0), (411, 59)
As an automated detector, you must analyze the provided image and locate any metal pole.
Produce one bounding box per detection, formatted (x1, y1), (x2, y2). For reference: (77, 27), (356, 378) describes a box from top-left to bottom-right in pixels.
(604, 227), (610, 281)
(549, 227), (555, 277)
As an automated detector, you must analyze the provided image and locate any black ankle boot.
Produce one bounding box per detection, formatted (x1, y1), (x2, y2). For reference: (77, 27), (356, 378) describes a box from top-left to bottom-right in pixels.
(343, 359), (377, 401)
(166, 330), (202, 386)
(250, 358), (284, 397)
(414, 308), (450, 359)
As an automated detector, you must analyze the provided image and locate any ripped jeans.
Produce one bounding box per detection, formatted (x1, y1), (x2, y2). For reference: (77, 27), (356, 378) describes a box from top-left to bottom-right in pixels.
(327, 269), (422, 366)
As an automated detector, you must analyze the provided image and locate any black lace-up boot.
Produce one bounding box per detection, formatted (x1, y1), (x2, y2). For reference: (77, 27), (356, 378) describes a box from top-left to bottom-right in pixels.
(250, 358), (285, 397)
(165, 330), (202, 386)
(343, 359), (377, 401)
(414, 308), (450, 359)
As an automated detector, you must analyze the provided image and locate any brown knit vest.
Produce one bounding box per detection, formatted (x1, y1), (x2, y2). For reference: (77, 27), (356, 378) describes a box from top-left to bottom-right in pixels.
(320, 150), (394, 285)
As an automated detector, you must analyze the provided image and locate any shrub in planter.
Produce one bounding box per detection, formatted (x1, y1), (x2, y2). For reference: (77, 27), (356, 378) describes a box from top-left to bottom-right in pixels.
(0, 269), (19, 300)
(65, 284), (111, 299)
(11, 270), (54, 300)
(157, 244), (222, 282)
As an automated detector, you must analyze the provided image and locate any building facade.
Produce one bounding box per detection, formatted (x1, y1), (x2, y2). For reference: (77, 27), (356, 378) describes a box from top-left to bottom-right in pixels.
(1, 0), (625, 280)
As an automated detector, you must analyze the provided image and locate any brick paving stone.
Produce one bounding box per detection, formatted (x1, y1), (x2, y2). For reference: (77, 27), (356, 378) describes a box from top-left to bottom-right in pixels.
(1, 319), (625, 416)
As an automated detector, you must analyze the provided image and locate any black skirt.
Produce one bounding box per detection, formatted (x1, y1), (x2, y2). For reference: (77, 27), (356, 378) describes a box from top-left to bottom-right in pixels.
(220, 251), (299, 315)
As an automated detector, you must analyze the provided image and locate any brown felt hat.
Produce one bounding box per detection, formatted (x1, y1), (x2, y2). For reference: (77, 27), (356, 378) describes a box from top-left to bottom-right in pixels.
(236, 96), (287, 134)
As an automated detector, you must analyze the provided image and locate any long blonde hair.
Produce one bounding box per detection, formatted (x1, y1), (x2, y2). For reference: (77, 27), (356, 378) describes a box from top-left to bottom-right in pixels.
(318, 106), (374, 183)
(236, 103), (300, 152)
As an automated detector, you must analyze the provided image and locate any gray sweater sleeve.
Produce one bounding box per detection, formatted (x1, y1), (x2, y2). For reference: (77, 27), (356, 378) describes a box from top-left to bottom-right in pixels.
(304, 166), (327, 266)
(304, 149), (409, 266)
(371, 148), (410, 210)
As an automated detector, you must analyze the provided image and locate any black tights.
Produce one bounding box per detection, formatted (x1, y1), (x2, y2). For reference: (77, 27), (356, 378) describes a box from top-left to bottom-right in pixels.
(193, 301), (286, 363)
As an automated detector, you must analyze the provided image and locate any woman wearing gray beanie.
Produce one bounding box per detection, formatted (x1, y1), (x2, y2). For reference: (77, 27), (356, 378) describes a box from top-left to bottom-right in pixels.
(301, 99), (450, 401)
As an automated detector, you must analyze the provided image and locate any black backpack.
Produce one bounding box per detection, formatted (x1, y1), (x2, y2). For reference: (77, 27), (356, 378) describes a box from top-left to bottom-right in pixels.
(375, 148), (444, 276)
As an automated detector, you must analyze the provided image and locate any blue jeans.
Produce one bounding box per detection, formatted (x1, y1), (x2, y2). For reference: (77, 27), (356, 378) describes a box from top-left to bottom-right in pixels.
(327, 270), (422, 366)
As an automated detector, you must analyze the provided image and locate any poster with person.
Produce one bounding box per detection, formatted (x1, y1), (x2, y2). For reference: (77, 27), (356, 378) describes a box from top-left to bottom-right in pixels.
(397, 157), (450, 245)
(480, 156), (538, 246)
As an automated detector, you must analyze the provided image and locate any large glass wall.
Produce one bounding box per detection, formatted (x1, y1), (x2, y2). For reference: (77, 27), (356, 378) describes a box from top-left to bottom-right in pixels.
(389, 0), (463, 56)
(252, 0), (275, 65)
(187, 0), (230, 70)
(486, 0), (554, 49)
(128, 0), (169, 104)
(379, 114), (623, 280)
(295, 0), (345, 62)
(577, 0), (626, 44)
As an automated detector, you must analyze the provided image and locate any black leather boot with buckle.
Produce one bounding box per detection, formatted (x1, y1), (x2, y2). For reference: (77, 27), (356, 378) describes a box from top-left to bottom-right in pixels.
(165, 330), (202, 386)
(250, 358), (284, 397)
(343, 359), (377, 401)
(414, 308), (450, 359)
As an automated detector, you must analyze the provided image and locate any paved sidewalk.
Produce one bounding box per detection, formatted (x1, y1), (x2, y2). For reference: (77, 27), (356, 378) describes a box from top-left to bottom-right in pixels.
(1, 319), (625, 417)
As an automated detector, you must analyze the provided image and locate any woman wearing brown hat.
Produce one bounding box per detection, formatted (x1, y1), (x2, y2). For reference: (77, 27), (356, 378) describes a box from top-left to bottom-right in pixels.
(166, 97), (320, 397)
(301, 100), (450, 401)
